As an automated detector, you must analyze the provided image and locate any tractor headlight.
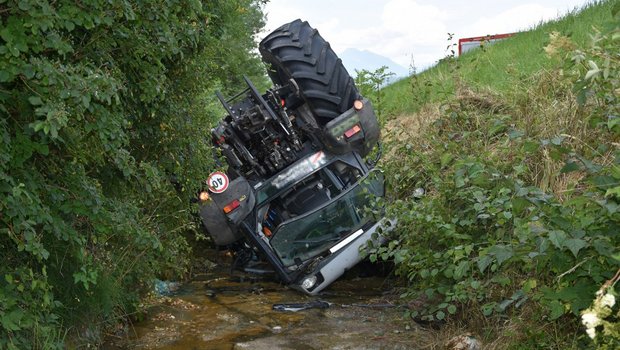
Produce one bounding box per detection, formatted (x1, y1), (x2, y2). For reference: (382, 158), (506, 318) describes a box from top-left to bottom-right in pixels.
(301, 275), (317, 290)
(199, 191), (210, 202)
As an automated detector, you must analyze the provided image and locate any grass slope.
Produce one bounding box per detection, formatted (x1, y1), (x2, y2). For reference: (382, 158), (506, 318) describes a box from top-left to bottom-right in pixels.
(383, 0), (616, 118)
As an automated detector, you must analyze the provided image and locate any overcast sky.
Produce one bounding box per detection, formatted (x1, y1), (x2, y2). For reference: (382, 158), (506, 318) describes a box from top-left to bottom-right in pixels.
(262, 0), (594, 70)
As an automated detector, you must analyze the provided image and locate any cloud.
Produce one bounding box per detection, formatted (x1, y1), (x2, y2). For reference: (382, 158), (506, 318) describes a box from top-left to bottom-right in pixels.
(261, 2), (305, 34)
(261, 0), (449, 68)
(381, 0), (449, 44)
(377, 0), (450, 66)
(324, 0), (449, 67)
(463, 4), (560, 37)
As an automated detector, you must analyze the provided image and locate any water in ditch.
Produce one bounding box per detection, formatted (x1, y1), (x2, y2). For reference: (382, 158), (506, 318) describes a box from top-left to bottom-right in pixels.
(103, 263), (433, 349)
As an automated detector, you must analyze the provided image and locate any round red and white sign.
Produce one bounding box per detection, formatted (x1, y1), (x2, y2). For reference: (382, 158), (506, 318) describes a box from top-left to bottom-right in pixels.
(207, 171), (229, 193)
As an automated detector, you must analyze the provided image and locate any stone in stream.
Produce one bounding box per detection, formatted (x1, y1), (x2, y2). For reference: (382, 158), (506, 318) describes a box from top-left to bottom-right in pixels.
(445, 333), (482, 350)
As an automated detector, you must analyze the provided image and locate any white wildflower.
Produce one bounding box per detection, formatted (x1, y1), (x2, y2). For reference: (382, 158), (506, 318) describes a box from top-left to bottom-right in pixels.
(586, 327), (596, 339)
(600, 293), (615, 308)
(581, 312), (600, 329)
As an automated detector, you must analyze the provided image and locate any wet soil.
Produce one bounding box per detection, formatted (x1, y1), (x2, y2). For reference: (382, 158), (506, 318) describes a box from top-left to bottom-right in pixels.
(104, 267), (431, 349)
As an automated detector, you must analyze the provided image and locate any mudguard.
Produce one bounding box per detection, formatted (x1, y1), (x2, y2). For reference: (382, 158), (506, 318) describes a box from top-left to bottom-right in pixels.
(198, 177), (255, 246)
(321, 98), (380, 158)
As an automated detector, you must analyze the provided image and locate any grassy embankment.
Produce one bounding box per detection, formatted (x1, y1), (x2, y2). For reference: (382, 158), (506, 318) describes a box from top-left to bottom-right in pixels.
(383, 1), (613, 117)
(371, 1), (619, 349)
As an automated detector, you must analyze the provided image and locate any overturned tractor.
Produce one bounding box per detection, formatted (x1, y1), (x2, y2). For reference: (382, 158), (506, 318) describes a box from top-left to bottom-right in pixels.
(199, 19), (387, 295)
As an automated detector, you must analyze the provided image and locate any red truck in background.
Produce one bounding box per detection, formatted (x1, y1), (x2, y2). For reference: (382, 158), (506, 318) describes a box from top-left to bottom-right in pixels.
(458, 33), (516, 55)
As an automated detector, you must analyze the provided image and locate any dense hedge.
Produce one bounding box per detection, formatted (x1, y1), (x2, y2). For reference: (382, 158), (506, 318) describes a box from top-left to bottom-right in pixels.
(0, 0), (266, 347)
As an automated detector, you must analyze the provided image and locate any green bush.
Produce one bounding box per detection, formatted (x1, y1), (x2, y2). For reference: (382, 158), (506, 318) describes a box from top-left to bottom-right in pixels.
(0, 0), (266, 347)
(371, 2), (620, 347)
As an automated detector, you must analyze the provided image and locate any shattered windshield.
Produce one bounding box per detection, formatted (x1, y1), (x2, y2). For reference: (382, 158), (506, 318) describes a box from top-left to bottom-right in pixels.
(269, 171), (384, 267)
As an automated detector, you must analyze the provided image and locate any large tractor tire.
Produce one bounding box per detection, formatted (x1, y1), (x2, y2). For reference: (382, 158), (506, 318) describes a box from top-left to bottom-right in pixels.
(259, 19), (359, 125)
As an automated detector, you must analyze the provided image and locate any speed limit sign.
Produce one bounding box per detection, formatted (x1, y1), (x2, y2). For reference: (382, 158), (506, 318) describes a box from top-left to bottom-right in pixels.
(207, 171), (229, 193)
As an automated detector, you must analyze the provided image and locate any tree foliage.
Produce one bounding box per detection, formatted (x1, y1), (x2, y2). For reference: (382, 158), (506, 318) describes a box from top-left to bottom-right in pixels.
(0, 0), (266, 347)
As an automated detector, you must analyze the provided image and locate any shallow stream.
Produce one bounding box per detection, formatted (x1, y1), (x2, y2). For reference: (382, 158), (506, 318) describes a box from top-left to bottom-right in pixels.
(104, 266), (430, 349)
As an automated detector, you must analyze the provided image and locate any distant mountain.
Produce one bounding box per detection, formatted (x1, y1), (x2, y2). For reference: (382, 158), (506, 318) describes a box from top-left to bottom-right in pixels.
(340, 48), (409, 81)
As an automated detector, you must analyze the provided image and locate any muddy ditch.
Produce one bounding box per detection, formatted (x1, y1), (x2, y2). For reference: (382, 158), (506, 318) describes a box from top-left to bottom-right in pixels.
(103, 261), (440, 349)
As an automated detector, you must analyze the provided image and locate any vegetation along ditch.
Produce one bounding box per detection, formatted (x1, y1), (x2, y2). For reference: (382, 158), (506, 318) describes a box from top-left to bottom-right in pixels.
(1, 0), (619, 349)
